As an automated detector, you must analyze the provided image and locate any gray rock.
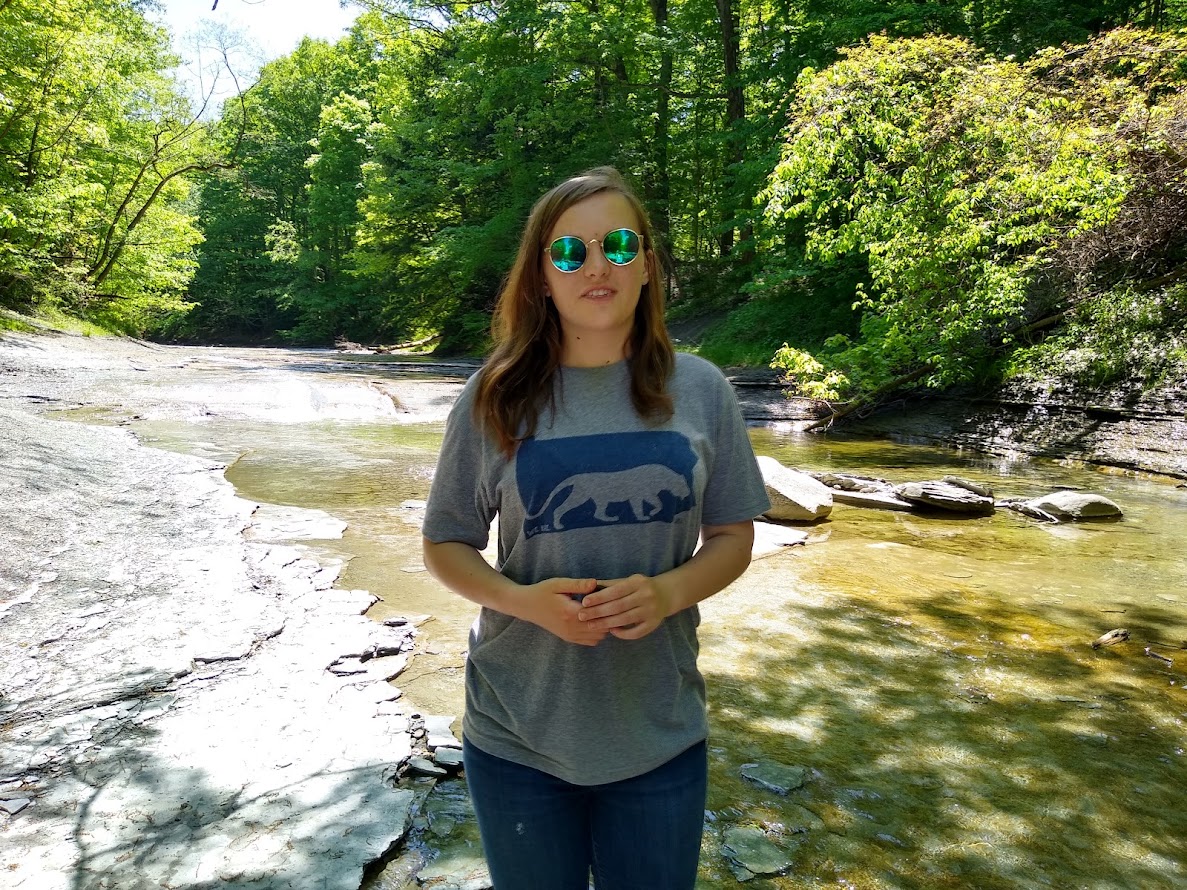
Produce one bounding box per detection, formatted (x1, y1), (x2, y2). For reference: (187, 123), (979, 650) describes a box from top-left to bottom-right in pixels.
(942, 475), (995, 498)
(784, 803), (825, 832)
(752, 521), (810, 560)
(0, 797), (31, 815)
(757, 456), (834, 521)
(407, 756), (448, 777)
(894, 480), (996, 515)
(741, 762), (808, 794)
(424, 715), (462, 751)
(1023, 490), (1123, 520)
(417, 850), (492, 889)
(721, 826), (793, 879)
(0, 395), (417, 890)
(810, 472), (915, 510)
(243, 503), (348, 542)
(831, 489), (916, 510)
(329, 652), (410, 682)
(424, 714), (457, 735)
(434, 747), (465, 769)
(811, 471), (894, 493)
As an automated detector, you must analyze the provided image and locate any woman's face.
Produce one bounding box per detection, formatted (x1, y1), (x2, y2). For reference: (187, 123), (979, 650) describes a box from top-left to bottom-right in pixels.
(542, 191), (649, 359)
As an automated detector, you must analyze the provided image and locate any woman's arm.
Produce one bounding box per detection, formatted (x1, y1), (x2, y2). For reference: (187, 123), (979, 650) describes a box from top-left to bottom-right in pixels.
(422, 538), (607, 646)
(573, 519), (756, 640)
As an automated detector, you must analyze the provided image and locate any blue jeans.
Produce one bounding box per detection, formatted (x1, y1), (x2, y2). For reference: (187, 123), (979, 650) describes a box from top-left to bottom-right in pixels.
(462, 737), (708, 889)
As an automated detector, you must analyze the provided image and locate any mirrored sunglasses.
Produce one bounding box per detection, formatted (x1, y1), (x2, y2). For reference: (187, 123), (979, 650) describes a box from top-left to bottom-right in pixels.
(548, 228), (642, 273)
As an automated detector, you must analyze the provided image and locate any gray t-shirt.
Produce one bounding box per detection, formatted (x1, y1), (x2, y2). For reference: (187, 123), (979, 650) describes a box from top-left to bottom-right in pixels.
(422, 352), (770, 785)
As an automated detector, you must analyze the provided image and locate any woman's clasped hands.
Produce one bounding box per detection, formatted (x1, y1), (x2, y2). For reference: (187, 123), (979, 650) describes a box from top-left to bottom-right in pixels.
(528, 574), (674, 645)
(579, 574), (675, 641)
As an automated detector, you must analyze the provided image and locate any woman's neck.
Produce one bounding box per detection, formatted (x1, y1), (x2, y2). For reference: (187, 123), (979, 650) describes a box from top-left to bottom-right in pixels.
(560, 331), (630, 368)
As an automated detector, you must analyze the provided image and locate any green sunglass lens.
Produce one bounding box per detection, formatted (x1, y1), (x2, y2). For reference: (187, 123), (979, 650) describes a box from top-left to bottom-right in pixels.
(550, 237), (586, 272)
(603, 229), (640, 265)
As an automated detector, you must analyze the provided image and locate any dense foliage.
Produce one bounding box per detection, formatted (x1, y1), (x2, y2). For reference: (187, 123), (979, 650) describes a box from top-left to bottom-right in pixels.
(3, 0), (1186, 405)
(765, 26), (1187, 400)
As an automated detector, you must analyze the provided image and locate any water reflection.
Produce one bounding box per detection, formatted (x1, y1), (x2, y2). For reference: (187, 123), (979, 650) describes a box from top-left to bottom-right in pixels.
(132, 409), (1186, 888)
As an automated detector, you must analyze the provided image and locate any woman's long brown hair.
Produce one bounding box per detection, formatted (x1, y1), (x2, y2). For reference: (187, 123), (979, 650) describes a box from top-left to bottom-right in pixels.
(474, 167), (675, 455)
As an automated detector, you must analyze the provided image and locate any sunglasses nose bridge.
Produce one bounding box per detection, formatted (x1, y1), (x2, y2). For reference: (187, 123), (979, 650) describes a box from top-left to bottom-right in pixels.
(582, 237), (611, 273)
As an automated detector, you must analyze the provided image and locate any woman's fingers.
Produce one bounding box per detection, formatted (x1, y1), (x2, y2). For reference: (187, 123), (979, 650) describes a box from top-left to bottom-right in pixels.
(576, 574), (671, 639)
(610, 618), (661, 640)
(532, 578), (606, 645)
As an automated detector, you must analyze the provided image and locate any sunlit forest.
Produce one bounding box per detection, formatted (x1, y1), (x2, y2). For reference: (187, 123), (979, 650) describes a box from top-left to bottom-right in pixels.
(3, 0), (1186, 404)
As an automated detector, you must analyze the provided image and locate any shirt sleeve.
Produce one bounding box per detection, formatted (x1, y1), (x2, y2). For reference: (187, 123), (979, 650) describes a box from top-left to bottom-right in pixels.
(699, 366), (771, 527)
(421, 380), (498, 549)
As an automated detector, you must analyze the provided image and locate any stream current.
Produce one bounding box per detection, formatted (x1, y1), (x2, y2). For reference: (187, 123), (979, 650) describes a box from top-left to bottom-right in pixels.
(77, 347), (1186, 889)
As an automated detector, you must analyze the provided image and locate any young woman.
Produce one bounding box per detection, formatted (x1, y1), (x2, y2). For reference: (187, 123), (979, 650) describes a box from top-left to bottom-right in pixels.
(421, 167), (770, 889)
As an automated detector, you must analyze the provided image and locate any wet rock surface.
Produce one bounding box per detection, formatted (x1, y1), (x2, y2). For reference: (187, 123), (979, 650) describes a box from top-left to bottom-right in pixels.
(740, 762), (808, 795)
(893, 479), (996, 515)
(720, 826), (796, 881)
(1020, 489), (1124, 520)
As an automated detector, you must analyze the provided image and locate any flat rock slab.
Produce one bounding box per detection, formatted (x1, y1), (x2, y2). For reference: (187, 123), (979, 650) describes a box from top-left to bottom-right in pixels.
(894, 480), (996, 515)
(831, 489), (916, 511)
(752, 521), (810, 559)
(741, 762), (808, 795)
(0, 396), (415, 889)
(810, 472), (916, 511)
(721, 826), (794, 879)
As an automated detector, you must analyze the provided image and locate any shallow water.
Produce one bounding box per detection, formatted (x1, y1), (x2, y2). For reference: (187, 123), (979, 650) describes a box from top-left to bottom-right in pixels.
(700, 433), (1187, 888)
(104, 353), (1186, 888)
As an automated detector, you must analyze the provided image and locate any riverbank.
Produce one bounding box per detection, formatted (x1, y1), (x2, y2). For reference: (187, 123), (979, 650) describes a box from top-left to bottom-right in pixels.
(0, 331), (456, 890)
(841, 377), (1187, 481)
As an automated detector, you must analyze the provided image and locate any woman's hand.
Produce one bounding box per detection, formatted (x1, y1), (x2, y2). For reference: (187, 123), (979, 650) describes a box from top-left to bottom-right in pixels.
(525, 577), (608, 646)
(576, 574), (675, 641)
(423, 541), (606, 646)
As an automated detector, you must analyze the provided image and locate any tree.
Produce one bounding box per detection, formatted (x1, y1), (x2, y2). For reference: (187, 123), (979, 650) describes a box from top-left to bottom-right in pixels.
(0, 0), (231, 330)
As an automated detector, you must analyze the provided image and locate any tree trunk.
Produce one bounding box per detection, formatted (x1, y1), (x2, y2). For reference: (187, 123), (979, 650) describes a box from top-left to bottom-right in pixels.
(648, 0), (672, 245)
(714, 0), (747, 259)
(91, 158), (236, 287)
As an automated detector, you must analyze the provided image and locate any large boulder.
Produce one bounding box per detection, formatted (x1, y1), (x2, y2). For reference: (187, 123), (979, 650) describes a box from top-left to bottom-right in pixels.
(1022, 490), (1123, 520)
(757, 456), (833, 521)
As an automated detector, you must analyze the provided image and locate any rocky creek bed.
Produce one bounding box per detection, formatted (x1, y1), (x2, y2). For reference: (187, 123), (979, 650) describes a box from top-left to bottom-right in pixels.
(0, 332), (469, 890)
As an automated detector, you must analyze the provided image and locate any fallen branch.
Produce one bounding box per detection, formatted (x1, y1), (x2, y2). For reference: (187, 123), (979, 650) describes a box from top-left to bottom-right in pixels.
(800, 365), (932, 432)
(1144, 646), (1174, 666)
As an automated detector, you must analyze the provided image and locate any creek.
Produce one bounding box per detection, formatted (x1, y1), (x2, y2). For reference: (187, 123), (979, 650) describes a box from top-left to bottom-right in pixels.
(92, 348), (1187, 888)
